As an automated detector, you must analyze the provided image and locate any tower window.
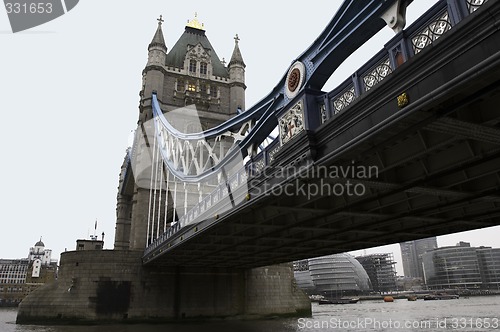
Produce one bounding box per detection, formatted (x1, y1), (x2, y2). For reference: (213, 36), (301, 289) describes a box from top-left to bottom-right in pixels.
(211, 87), (218, 98)
(177, 79), (185, 92)
(200, 84), (207, 94)
(200, 62), (208, 76)
(188, 83), (196, 92)
(189, 60), (197, 74)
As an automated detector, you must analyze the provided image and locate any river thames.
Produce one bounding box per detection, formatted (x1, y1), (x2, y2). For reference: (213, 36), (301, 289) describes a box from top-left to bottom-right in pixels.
(1, 296), (499, 332)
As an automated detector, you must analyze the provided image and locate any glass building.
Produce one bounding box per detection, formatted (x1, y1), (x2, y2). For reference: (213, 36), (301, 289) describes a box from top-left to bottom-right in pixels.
(293, 253), (372, 296)
(422, 242), (482, 289)
(400, 237), (438, 278)
(477, 247), (500, 290)
(293, 259), (315, 293)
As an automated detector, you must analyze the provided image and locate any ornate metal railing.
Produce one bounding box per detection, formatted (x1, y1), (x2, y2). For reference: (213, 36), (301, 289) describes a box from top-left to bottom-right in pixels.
(332, 84), (356, 115)
(467, 0), (488, 13)
(411, 9), (452, 54)
(320, 0), (488, 123)
(362, 57), (393, 91)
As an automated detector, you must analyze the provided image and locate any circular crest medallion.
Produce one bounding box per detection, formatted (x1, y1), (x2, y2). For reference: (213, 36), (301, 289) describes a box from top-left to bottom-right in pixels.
(285, 61), (305, 99)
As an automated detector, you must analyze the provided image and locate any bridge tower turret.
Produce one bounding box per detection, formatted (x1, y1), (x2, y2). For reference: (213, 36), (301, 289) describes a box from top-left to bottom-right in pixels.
(128, 17), (168, 250)
(139, 15), (167, 124)
(228, 34), (246, 112)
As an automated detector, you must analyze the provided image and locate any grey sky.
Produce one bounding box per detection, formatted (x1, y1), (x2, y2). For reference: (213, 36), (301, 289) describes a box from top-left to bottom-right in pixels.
(1, 1), (499, 275)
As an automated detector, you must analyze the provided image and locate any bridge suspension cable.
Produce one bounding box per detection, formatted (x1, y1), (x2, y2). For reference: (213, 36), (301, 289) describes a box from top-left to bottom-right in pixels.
(143, 0), (481, 252)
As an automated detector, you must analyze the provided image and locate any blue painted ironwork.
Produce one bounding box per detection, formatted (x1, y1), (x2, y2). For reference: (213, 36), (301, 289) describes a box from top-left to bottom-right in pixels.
(143, 0), (491, 258)
(147, 0), (489, 184)
(319, 0), (488, 122)
(152, 93), (281, 182)
(148, 0), (420, 183)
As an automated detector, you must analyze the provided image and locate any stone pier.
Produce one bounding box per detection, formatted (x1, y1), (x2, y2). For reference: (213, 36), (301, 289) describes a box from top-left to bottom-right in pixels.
(17, 250), (311, 324)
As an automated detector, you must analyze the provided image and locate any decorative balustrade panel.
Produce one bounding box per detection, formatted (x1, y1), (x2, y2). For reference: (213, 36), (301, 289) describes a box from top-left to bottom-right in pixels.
(411, 10), (452, 54)
(467, 0), (488, 13)
(332, 85), (356, 115)
(362, 57), (393, 91)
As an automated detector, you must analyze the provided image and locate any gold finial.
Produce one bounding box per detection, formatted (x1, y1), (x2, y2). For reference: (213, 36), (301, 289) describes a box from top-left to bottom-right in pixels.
(234, 34), (240, 44)
(186, 12), (204, 30)
(157, 15), (164, 26)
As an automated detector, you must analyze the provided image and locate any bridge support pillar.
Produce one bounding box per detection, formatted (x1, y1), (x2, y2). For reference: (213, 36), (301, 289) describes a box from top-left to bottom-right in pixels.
(17, 250), (311, 324)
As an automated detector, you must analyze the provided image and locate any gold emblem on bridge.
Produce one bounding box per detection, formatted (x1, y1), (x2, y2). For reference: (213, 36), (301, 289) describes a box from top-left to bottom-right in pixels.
(397, 92), (409, 108)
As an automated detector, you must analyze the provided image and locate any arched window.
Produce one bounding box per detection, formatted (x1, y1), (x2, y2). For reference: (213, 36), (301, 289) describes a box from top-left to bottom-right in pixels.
(189, 60), (197, 74)
(177, 79), (185, 92)
(200, 62), (208, 76)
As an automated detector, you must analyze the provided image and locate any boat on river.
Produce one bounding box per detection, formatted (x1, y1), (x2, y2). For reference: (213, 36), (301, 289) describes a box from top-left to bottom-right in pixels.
(319, 298), (359, 305)
(423, 293), (459, 300)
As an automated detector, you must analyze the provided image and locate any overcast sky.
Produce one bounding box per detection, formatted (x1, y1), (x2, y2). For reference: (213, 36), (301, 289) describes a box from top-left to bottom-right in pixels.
(1, 1), (499, 275)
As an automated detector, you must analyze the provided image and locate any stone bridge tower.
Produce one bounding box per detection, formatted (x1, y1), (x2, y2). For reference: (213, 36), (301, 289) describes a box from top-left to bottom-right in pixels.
(115, 15), (246, 250)
(139, 14), (245, 126)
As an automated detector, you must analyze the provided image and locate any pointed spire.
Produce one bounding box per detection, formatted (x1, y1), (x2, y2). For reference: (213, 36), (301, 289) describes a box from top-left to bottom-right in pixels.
(149, 15), (166, 50)
(229, 34), (245, 67)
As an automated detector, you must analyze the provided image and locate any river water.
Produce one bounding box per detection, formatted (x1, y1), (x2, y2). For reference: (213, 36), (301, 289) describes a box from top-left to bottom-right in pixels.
(1, 296), (500, 332)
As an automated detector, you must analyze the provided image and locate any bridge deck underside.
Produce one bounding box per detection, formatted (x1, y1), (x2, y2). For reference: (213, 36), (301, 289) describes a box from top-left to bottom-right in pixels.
(145, 3), (500, 268)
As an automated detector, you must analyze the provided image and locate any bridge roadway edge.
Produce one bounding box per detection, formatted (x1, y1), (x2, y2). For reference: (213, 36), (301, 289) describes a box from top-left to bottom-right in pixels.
(16, 250), (310, 324)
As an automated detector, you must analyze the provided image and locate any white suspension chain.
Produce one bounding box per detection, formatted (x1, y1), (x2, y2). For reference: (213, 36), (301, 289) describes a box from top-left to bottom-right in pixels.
(164, 169), (170, 233)
(151, 139), (160, 242)
(157, 159), (163, 239)
(146, 120), (158, 247)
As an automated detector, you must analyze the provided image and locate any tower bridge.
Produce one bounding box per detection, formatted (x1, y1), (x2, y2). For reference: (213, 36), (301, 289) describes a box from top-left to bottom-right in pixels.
(142, 0), (500, 268)
(17, 0), (500, 323)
